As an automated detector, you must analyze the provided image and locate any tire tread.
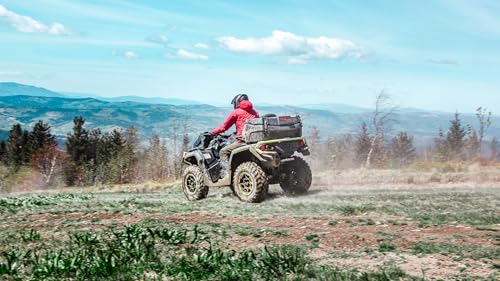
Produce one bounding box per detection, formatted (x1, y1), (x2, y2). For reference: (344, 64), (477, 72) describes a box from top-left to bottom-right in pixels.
(279, 157), (312, 194)
(233, 162), (268, 203)
(182, 165), (209, 200)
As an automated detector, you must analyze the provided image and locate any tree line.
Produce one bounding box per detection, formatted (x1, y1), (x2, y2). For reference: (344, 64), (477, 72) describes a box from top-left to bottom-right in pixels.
(0, 96), (497, 189)
(0, 116), (189, 188)
(308, 94), (496, 170)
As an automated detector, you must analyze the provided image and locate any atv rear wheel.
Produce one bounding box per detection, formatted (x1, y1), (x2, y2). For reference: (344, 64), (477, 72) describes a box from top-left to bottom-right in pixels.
(280, 157), (312, 195)
(232, 162), (268, 203)
(182, 165), (209, 201)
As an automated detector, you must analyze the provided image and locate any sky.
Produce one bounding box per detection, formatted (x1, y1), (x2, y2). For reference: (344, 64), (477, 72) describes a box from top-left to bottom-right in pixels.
(0, 0), (499, 112)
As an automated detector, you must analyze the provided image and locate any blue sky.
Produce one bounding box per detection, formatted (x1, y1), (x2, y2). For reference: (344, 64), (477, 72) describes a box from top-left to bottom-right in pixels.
(0, 0), (499, 112)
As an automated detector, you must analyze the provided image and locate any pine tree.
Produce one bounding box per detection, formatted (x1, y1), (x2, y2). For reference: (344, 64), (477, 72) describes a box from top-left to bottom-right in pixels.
(120, 127), (139, 183)
(0, 140), (6, 163)
(87, 128), (101, 163)
(390, 131), (416, 168)
(106, 128), (128, 184)
(5, 124), (27, 171)
(355, 122), (372, 166)
(434, 128), (448, 161)
(446, 112), (466, 160)
(465, 125), (480, 160)
(66, 117), (90, 166)
(29, 120), (56, 153)
(64, 117), (90, 185)
(86, 128), (103, 184)
(21, 130), (34, 165)
(108, 129), (126, 151)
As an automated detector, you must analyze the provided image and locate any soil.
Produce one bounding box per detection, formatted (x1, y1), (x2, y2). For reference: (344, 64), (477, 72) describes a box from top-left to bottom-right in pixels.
(12, 211), (498, 279)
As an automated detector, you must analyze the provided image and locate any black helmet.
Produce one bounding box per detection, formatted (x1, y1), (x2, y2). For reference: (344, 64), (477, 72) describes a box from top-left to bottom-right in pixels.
(231, 94), (249, 109)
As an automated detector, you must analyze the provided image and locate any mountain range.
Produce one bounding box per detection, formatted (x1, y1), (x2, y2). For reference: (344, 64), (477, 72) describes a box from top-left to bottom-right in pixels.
(1, 82), (499, 148)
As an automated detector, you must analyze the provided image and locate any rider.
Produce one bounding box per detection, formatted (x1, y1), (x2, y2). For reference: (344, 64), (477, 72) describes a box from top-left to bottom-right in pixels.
(211, 94), (259, 173)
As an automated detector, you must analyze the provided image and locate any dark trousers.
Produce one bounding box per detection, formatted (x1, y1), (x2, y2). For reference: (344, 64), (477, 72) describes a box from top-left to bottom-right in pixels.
(219, 141), (244, 161)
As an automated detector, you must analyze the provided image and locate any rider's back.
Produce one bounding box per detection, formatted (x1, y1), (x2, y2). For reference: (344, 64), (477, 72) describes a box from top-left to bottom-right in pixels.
(212, 100), (259, 136)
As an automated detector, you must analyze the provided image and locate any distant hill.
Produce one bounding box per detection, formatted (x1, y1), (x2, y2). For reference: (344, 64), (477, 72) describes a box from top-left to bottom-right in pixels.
(0, 82), (201, 105)
(0, 95), (217, 140)
(63, 92), (202, 106)
(1, 82), (499, 149)
(0, 82), (65, 98)
(301, 103), (370, 114)
(1, 95), (500, 150)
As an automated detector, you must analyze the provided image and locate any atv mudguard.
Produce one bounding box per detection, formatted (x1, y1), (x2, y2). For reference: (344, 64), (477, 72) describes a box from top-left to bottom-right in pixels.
(183, 150), (204, 166)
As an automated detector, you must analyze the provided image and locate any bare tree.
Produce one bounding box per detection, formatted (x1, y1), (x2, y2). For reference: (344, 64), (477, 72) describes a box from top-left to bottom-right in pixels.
(327, 134), (356, 169)
(365, 91), (398, 168)
(307, 126), (321, 149)
(30, 144), (63, 185)
(355, 122), (372, 166)
(144, 134), (171, 181)
(176, 116), (190, 178)
(171, 117), (178, 161)
(476, 107), (492, 156)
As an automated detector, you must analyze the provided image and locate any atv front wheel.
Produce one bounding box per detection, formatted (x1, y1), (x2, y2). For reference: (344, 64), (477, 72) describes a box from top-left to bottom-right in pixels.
(280, 157), (312, 195)
(182, 165), (209, 201)
(232, 162), (268, 203)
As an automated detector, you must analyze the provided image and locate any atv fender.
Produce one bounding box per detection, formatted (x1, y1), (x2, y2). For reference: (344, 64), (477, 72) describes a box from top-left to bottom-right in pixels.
(233, 145), (264, 160)
(183, 150), (204, 166)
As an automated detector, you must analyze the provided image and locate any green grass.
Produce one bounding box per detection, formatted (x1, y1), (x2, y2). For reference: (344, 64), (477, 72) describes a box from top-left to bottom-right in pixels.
(412, 242), (499, 261)
(0, 194), (94, 213)
(4, 187), (497, 227)
(0, 223), (422, 281)
(305, 233), (321, 248)
(0, 186), (498, 280)
(378, 241), (397, 252)
(337, 204), (376, 216)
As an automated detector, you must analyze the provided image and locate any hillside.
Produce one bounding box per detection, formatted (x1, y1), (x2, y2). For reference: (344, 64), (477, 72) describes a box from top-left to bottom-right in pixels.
(0, 82), (200, 105)
(1, 82), (499, 145)
(1, 95), (499, 146)
(0, 82), (65, 98)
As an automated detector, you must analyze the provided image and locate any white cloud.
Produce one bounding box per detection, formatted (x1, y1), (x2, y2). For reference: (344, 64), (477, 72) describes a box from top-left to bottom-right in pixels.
(427, 58), (459, 65)
(217, 30), (366, 63)
(0, 4), (71, 35)
(112, 50), (138, 59)
(146, 35), (169, 46)
(287, 57), (307, 64)
(177, 49), (208, 60)
(123, 51), (138, 59)
(194, 43), (209, 50)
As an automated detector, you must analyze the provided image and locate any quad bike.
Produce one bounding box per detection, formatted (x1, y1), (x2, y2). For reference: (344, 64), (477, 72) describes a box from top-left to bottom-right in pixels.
(182, 115), (312, 203)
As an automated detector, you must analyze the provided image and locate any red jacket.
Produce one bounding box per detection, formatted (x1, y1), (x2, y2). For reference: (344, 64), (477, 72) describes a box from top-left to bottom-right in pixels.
(212, 100), (259, 136)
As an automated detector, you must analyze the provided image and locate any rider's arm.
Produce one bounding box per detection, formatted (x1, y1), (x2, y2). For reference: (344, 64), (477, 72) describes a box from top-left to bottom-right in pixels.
(211, 111), (237, 135)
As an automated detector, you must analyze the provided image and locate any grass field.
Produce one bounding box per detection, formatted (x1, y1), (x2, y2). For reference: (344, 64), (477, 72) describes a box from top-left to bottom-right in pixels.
(0, 182), (498, 280)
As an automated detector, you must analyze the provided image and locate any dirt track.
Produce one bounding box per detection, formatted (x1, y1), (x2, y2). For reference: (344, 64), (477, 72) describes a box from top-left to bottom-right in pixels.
(1, 184), (499, 279)
(11, 210), (498, 279)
